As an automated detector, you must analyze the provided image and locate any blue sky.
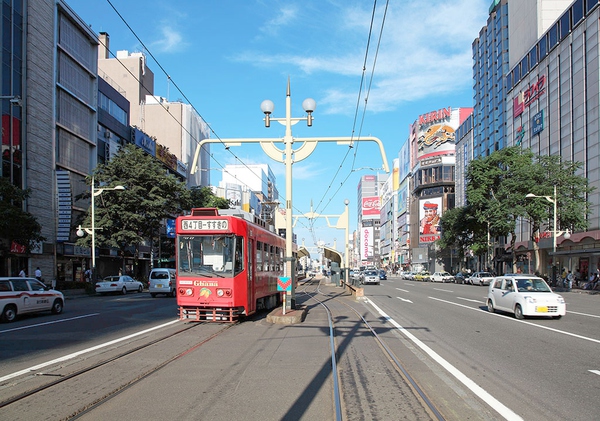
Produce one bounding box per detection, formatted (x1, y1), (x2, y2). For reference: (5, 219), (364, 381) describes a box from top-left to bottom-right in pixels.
(70, 0), (490, 258)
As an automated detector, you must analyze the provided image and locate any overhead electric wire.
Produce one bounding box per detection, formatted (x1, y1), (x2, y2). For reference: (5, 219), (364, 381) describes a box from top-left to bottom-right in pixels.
(102, 0), (314, 232)
(311, 0), (390, 220)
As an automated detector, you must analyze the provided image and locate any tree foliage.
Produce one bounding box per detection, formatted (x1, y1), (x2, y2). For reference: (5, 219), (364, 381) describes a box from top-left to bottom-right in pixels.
(76, 145), (231, 273)
(77, 145), (191, 264)
(439, 146), (592, 271)
(0, 177), (46, 255)
(188, 186), (230, 210)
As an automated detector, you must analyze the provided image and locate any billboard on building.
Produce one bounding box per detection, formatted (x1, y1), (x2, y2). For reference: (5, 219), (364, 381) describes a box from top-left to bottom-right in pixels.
(419, 197), (442, 243)
(361, 226), (374, 261)
(362, 196), (380, 216)
(412, 107), (472, 161)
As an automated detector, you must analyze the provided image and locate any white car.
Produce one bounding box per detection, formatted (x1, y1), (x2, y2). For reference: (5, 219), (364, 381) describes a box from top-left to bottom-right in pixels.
(468, 271), (495, 286)
(487, 275), (566, 319)
(431, 271), (454, 283)
(0, 277), (64, 322)
(362, 270), (380, 285)
(96, 275), (144, 295)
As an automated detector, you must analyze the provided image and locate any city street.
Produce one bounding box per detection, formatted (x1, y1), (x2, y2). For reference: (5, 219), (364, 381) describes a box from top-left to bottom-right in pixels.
(0, 281), (599, 420)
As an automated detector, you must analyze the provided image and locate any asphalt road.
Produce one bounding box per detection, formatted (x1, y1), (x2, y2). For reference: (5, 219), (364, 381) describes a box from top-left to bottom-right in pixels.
(1, 282), (599, 420)
(358, 275), (600, 421)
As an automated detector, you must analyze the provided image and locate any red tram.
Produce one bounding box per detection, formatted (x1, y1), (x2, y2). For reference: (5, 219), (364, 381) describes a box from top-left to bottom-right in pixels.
(176, 208), (293, 322)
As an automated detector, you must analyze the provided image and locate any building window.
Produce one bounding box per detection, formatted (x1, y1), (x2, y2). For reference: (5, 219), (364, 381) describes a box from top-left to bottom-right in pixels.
(520, 56), (529, 76)
(548, 22), (559, 48)
(559, 10), (571, 40)
(572, 0), (584, 25)
(529, 45), (538, 69)
(538, 35), (548, 61)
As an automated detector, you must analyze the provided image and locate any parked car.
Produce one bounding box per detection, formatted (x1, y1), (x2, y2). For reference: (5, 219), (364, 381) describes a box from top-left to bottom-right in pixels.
(378, 270), (387, 281)
(431, 271), (454, 283)
(414, 271), (431, 282)
(362, 270), (380, 285)
(148, 268), (176, 297)
(454, 272), (467, 284)
(467, 271), (494, 286)
(96, 275), (144, 295)
(0, 277), (64, 322)
(487, 275), (566, 319)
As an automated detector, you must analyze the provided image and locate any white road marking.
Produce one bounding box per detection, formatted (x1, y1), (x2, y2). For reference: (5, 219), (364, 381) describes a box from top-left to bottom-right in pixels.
(365, 298), (524, 421)
(568, 310), (600, 319)
(429, 296), (600, 344)
(457, 296), (484, 303)
(396, 297), (413, 303)
(0, 319), (180, 383)
(0, 314), (100, 334)
(395, 288), (409, 293)
(589, 370), (600, 376)
(433, 288), (453, 293)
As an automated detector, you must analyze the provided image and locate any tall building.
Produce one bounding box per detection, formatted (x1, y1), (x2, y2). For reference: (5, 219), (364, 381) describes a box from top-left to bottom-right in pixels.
(506, 0), (600, 276)
(97, 33), (208, 187)
(356, 174), (385, 267)
(458, 0), (598, 276)
(408, 107), (471, 274)
(1, 0), (99, 280)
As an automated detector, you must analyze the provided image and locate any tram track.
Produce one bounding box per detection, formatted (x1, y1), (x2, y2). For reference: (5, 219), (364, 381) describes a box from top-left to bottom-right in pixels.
(298, 277), (446, 421)
(0, 321), (236, 420)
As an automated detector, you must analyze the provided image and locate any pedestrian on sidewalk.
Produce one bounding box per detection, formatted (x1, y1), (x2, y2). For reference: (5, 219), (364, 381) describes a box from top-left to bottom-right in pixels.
(35, 267), (42, 281)
(19, 268), (26, 277)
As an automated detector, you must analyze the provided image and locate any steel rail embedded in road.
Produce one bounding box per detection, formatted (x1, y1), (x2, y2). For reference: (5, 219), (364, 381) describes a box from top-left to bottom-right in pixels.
(298, 277), (446, 421)
(0, 322), (234, 415)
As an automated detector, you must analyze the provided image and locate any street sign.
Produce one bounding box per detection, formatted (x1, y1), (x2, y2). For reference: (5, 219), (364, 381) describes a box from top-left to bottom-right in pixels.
(277, 276), (291, 291)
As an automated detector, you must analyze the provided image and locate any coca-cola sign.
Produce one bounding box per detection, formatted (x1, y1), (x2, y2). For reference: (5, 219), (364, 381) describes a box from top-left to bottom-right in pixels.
(362, 197), (380, 216)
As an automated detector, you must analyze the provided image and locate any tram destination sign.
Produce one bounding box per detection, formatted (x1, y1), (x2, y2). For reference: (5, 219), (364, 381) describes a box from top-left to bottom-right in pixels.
(180, 219), (229, 231)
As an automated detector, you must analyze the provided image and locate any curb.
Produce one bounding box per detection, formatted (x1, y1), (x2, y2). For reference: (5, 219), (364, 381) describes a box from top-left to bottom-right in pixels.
(266, 305), (307, 325)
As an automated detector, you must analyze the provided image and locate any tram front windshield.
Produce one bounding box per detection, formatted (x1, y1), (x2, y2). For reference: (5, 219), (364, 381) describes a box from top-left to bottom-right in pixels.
(178, 235), (243, 278)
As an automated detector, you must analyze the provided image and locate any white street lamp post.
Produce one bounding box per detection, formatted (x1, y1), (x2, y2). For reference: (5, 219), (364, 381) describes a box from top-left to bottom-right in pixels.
(77, 175), (125, 282)
(190, 79), (389, 308)
(526, 185), (571, 280)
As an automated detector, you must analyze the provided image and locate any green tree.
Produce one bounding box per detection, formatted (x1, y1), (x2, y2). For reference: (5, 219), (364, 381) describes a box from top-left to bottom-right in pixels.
(439, 146), (591, 273)
(0, 177), (46, 259)
(77, 145), (191, 275)
(188, 186), (230, 210)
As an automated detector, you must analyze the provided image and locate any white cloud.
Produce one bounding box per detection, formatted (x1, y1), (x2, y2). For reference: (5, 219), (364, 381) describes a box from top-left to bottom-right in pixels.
(236, 0), (487, 114)
(150, 25), (187, 53)
(259, 5), (299, 36)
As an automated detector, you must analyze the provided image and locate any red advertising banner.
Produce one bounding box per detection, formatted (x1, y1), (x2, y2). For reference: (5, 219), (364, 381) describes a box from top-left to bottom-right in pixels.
(362, 197), (380, 216)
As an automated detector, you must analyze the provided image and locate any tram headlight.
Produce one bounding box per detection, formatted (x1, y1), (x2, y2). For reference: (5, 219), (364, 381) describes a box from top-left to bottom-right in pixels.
(179, 288), (192, 296)
(216, 288), (231, 297)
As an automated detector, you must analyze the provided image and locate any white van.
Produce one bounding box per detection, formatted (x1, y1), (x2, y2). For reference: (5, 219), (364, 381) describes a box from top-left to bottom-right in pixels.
(148, 268), (176, 297)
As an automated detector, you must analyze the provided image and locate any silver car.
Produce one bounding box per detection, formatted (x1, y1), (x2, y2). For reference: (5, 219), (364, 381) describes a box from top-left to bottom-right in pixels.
(362, 270), (380, 285)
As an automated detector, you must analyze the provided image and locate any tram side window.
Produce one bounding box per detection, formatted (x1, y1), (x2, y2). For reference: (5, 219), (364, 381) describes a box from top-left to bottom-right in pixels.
(234, 236), (244, 274)
(256, 241), (263, 271)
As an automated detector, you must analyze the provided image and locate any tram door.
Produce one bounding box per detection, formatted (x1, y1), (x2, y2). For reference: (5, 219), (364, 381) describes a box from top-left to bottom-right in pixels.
(247, 238), (256, 314)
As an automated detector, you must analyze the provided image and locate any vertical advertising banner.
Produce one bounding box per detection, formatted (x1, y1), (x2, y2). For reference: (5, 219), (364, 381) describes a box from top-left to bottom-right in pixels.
(361, 226), (374, 261)
(419, 197), (442, 243)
